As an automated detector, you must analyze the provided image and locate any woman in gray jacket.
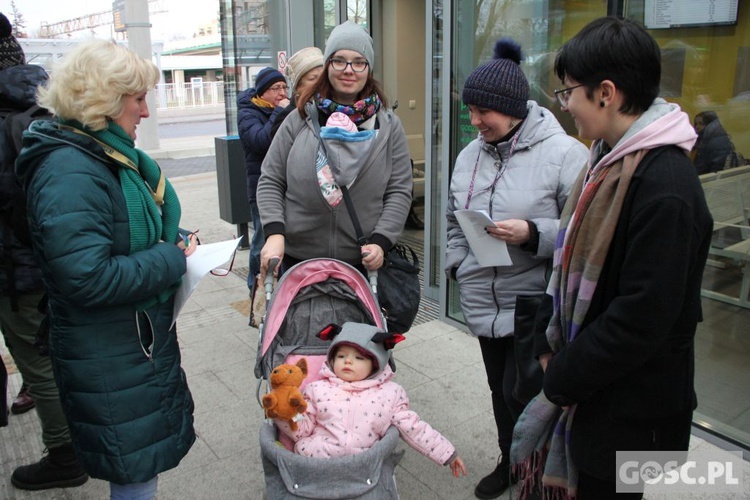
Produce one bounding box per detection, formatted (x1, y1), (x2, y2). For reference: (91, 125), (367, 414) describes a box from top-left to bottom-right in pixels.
(257, 21), (412, 277)
(445, 39), (587, 499)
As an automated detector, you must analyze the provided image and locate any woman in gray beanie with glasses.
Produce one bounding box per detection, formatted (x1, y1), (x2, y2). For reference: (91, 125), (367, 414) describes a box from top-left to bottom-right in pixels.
(258, 21), (411, 279)
(445, 38), (587, 499)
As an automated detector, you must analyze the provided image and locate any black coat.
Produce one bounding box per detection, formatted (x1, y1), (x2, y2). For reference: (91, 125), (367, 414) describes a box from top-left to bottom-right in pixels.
(693, 120), (734, 174)
(542, 146), (713, 480)
(236, 88), (285, 203)
(0, 64), (48, 296)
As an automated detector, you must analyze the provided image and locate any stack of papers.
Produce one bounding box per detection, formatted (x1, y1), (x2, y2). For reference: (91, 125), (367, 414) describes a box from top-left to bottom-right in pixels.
(454, 210), (512, 267)
(171, 236), (243, 327)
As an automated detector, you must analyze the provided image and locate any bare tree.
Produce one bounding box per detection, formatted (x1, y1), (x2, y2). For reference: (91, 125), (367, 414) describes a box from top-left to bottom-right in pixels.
(9, 0), (26, 37)
(347, 0), (368, 26)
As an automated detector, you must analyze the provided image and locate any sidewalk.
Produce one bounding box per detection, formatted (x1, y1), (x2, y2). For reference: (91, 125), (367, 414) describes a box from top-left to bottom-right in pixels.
(146, 135), (218, 160)
(2, 155), (748, 499)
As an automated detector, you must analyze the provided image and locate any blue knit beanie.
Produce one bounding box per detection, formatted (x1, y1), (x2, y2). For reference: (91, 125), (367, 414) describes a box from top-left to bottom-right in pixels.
(254, 66), (285, 96)
(324, 20), (375, 70)
(462, 38), (529, 119)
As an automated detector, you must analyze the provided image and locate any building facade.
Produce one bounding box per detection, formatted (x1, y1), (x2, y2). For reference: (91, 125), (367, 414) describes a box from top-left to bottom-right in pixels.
(219, 0), (749, 451)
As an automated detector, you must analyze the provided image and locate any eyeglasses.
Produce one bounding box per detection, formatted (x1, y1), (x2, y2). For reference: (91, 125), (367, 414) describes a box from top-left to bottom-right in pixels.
(210, 246), (237, 277)
(267, 84), (289, 93)
(329, 57), (369, 73)
(554, 83), (585, 107)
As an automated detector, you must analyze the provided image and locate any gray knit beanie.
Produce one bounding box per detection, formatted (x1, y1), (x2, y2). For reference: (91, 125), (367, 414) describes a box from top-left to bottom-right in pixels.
(462, 38), (529, 119)
(0, 13), (25, 70)
(324, 20), (374, 70)
(326, 323), (392, 379)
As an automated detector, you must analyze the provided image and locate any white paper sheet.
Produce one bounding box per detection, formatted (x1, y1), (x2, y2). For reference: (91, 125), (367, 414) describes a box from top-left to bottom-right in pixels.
(454, 210), (513, 267)
(171, 236), (243, 328)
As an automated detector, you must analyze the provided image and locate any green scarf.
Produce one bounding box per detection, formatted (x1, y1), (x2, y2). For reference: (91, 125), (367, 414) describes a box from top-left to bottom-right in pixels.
(82, 121), (182, 310)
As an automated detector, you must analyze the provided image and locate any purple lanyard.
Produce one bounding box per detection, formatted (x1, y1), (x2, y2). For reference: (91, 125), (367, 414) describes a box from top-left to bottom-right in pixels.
(464, 130), (521, 210)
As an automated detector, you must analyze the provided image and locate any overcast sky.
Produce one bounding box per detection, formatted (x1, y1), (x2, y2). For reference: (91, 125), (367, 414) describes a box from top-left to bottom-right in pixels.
(2, 0), (219, 40)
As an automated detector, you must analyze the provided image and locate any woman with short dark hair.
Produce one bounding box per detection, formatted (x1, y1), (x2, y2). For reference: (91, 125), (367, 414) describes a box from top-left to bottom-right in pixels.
(512, 17), (713, 499)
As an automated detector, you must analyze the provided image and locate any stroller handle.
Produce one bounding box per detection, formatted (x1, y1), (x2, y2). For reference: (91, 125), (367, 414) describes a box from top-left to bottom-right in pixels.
(361, 251), (378, 295)
(368, 269), (378, 295)
(265, 257), (280, 300)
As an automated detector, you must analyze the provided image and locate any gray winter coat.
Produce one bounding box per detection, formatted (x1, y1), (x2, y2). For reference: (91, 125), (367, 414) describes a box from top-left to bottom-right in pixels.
(257, 106), (412, 265)
(446, 101), (587, 338)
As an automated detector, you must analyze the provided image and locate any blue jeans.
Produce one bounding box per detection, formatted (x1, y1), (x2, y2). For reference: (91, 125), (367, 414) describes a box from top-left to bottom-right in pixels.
(110, 476), (158, 500)
(248, 200), (264, 291)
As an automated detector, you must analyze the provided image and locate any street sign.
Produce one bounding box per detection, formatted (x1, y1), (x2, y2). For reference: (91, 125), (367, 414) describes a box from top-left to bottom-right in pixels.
(277, 51), (287, 70)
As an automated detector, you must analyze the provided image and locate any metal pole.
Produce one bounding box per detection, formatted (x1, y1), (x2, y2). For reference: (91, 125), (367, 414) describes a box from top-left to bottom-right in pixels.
(124, 0), (160, 151)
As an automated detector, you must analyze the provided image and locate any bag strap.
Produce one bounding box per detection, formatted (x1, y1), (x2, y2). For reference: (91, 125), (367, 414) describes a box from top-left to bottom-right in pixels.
(340, 186), (368, 246)
(308, 103), (368, 246)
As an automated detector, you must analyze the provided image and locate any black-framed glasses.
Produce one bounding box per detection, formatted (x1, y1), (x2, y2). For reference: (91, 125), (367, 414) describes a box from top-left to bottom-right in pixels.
(554, 83), (585, 107)
(210, 246), (237, 277)
(329, 57), (369, 73)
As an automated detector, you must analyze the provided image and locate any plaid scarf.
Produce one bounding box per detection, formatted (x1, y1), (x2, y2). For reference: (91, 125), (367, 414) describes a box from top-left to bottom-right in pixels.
(510, 100), (697, 499)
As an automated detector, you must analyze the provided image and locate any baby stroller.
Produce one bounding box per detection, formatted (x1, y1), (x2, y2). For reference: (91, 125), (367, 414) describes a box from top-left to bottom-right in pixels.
(255, 258), (404, 499)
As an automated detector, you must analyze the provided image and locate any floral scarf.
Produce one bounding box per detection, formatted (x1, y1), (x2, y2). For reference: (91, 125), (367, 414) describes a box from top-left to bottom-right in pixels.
(316, 93), (381, 125)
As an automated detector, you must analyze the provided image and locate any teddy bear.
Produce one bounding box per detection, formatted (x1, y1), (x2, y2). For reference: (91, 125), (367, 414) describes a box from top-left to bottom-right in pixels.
(261, 358), (308, 431)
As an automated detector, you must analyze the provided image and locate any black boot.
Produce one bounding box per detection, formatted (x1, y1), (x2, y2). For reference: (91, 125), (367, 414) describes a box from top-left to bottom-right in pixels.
(475, 456), (513, 499)
(11, 443), (89, 491)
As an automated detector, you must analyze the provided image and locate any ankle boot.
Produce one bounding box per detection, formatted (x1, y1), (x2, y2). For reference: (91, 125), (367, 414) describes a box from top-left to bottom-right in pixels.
(11, 443), (89, 491)
(474, 456), (512, 499)
(11, 383), (35, 414)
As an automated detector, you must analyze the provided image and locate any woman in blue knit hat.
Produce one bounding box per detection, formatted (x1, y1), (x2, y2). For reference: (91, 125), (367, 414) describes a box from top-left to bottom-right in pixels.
(237, 66), (289, 316)
(445, 38), (588, 499)
(257, 21), (412, 280)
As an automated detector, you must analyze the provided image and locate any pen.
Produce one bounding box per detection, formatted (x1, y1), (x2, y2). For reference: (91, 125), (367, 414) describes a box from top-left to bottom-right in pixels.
(182, 233), (190, 248)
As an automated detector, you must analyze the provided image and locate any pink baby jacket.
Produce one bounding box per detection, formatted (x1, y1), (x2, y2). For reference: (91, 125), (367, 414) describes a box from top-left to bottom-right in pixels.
(277, 363), (456, 466)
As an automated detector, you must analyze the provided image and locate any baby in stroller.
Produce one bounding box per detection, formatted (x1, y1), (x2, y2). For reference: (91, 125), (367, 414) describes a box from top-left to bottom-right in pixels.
(271, 322), (467, 478)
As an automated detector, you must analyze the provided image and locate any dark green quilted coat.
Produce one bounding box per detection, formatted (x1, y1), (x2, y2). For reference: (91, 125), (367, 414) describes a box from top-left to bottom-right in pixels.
(16, 121), (195, 484)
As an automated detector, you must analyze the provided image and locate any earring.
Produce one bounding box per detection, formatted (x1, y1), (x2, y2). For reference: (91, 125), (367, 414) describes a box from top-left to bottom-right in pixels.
(600, 101), (605, 108)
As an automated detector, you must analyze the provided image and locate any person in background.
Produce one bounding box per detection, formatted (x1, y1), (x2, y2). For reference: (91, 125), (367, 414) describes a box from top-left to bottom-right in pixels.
(271, 46), (325, 138)
(237, 67), (289, 304)
(0, 12), (87, 491)
(691, 110), (737, 174)
(258, 21), (412, 277)
(445, 38), (587, 500)
(512, 17), (713, 499)
(15, 39), (197, 500)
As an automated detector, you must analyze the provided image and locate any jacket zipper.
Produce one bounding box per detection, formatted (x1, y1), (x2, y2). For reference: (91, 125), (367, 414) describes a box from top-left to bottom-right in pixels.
(135, 310), (155, 363)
